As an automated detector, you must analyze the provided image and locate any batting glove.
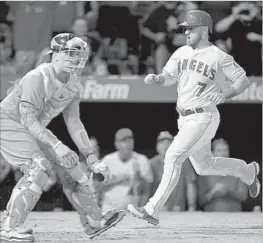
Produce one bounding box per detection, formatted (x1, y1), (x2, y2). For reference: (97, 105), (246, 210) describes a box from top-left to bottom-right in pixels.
(53, 141), (79, 168)
(206, 93), (225, 105)
(144, 74), (159, 84)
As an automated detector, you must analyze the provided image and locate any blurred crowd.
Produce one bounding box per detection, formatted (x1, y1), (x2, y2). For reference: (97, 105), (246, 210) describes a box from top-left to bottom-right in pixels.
(0, 128), (261, 213)
(0, 1), (262, 77)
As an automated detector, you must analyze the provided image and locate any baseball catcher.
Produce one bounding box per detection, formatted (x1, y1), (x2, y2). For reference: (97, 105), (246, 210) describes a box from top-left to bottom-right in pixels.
(0, 33), (125, 242)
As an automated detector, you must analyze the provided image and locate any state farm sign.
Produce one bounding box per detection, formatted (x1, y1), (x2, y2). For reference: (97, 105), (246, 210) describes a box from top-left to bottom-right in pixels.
(81, 75), (262, 103)
(1, 73), (261, 103)
(83, 80), (129, 100)
(81, 75), (178, 103)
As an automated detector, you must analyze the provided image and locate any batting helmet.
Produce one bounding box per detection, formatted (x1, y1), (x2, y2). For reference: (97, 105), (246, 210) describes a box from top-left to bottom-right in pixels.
(179, 10), (213, 33)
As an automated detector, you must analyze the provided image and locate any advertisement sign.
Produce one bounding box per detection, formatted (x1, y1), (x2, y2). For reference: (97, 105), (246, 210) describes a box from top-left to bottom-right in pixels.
(1, 73), (262, 103)
(81, 75), (177, 102)
(81, 75), (262, 104)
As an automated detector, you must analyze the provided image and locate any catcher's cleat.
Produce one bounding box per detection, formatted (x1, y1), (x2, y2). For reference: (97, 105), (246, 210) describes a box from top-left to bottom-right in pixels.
(127, 204), (159, 226)
(86, 210), (126, 239)
(249, 162), (261, 198)
(0, 229), (35, 242)
(0, 211), (33, 235)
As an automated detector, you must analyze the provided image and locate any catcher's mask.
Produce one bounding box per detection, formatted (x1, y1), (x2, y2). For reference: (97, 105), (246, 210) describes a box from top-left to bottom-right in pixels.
(47, 33), (90, 74)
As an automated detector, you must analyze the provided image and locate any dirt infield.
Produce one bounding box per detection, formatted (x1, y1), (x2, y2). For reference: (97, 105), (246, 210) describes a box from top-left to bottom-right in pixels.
(22, 211), (262, 243)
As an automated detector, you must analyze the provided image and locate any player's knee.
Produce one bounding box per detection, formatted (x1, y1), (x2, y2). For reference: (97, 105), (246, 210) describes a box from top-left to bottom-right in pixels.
(194, 164), (209, 175)
(28, 156), (53, 190)
(33, 155), (52, 172)
(164, 148), (187, 166)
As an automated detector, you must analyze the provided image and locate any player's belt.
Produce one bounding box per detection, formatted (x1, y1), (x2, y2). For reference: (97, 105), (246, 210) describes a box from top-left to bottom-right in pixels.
(177, 108), (205, 116)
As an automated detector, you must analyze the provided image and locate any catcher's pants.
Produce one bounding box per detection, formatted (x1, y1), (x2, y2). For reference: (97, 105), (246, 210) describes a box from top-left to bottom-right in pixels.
(144, 107), (255, 217)
(0, 111), (54, 169)
(0, 111), (56, 231)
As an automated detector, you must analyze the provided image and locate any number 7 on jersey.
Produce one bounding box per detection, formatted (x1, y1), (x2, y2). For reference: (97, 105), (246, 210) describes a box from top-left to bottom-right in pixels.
(196, 82), (207, 97)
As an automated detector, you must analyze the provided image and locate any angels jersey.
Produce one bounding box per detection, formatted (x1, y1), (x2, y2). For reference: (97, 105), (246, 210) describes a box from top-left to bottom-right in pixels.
(0, 63), (82, 127)
(162, 44), (246, 110)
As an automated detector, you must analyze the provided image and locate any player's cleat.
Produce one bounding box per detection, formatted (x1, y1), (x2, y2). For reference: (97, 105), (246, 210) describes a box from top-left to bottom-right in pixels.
(0, 226), (33, 236)
(248, 162), (261, 198)
(16, 227), (33, 235)
(127, 204), (159, 226)
(0, 210), (33, 235)
(86, 210), (126, 239)
(0, 229), (35, 242)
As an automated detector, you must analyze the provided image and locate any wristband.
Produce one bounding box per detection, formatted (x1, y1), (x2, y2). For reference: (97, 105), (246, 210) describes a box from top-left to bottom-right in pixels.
(80, 147), (94, 160)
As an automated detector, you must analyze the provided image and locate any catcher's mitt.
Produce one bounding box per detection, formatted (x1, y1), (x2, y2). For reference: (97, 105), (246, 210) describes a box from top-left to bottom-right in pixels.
(90, 162), (110, 187)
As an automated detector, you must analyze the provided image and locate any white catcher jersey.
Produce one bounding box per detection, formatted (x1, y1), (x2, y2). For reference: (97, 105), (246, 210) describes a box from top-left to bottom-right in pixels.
(163, 45), (246, 110)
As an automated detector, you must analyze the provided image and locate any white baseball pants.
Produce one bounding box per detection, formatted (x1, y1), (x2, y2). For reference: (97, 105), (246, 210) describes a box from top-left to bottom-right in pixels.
(144, 108), (255, 217)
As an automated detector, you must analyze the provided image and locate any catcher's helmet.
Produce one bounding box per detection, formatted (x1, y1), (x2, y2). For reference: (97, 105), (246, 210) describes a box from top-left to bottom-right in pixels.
(47, 33), (90, 73)
(179, 10), (213, 33)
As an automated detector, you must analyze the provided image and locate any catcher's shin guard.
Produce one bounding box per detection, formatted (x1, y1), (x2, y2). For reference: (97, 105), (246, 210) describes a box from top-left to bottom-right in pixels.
(63, 183), (103, 226)
(2, 157), (52, 231)
(55, 162), (105, 229)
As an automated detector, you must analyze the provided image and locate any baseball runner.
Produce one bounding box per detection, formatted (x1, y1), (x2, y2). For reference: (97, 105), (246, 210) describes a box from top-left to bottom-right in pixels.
(0, 33), (125, 242)
(127, 10), (261, 225)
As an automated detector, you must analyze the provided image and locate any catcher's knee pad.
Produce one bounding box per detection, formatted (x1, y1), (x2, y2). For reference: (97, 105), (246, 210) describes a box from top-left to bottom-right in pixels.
(27, 155), (53, 190)
(63, 183), (103, 228)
